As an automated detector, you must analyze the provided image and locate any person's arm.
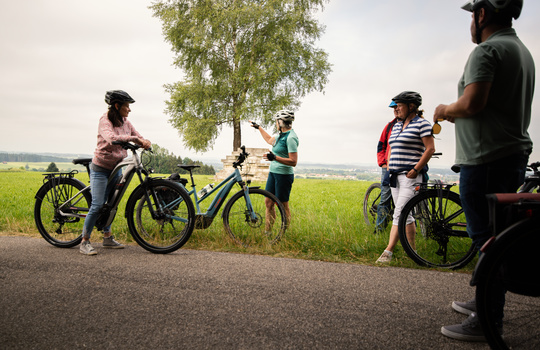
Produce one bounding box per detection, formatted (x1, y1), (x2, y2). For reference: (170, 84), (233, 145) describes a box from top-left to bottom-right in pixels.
(127, 120), (152, 149)
(406, 135), (435, 179)
(265, 152), (298, 167)
(434, 81), (492, 123)
(249, 120), (275, 145)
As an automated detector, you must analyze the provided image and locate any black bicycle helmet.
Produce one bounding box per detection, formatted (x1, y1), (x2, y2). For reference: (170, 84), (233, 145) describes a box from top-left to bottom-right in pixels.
(273, 109), (295, 123)
(461, 0), (522, 19)
(392, 91), (422, 107)
(105, 90), (136, 105)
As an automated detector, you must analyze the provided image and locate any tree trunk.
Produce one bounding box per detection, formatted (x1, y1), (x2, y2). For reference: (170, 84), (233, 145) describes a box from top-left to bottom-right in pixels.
(233, 117), (242, 152)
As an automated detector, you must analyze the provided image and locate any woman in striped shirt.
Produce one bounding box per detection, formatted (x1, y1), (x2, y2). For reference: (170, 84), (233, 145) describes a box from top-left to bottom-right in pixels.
(376, 91), (435, 263)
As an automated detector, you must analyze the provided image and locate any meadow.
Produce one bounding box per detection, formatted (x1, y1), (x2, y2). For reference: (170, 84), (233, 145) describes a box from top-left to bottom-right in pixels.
(0, 170), (475, 272)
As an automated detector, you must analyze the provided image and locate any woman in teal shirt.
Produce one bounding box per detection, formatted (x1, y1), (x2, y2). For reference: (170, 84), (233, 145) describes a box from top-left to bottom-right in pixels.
(251, 110), (299, 222)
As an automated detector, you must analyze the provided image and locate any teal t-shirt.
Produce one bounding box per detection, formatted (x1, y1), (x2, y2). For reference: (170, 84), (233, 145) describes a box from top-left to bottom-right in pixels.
(270, 129), (299, 175)
(455, 28), (535, 165)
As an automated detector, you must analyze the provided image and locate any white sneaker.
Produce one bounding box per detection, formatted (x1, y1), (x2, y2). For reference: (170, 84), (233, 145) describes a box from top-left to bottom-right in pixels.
(80, 241), (97, 255)
(376, 251), (393, 263)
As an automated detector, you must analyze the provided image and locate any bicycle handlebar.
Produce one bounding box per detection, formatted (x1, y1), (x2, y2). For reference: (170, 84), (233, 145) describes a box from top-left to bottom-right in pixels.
(232, 145), (249, 168)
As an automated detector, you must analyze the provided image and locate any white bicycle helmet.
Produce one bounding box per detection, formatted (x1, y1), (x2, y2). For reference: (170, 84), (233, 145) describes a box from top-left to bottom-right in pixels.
(273, 109), (295, 124)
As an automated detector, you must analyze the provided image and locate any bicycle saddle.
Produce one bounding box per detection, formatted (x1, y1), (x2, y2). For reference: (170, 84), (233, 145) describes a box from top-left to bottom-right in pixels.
(178, 165), (201, 171)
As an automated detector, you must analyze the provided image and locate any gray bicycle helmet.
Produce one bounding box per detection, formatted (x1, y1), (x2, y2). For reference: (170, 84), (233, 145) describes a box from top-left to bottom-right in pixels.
(273, 109), (295, 123)
(461, 0), (522, 19)
(392, 91), (422, 107)
(105, 90), (136, 105)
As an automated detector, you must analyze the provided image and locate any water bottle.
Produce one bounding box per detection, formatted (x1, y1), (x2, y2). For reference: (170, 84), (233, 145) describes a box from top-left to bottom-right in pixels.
(197, 183), (214, 198)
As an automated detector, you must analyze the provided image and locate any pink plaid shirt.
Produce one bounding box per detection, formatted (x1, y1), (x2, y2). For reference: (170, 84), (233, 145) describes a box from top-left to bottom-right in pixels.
(92, 113), (147, 170)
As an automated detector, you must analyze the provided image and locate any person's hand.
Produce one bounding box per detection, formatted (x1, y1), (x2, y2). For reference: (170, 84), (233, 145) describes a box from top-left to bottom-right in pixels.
(434, 104), (455, 123)
(249, 120), (260, 129)
(263, 151), (276, 161)
(136, 138), (152, 149)
(406, 169), (418, 179)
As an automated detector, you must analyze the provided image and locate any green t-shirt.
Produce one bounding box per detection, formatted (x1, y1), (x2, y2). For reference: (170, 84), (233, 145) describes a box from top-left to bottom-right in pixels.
(455, 28), (535, 165)
(270, 129), (299, 175)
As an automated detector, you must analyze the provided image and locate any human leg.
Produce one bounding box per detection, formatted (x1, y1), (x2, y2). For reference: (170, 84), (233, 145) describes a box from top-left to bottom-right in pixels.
(375, 168), (392, 232)
(377, 174), (419, 262)
(442, 151), (529, 341)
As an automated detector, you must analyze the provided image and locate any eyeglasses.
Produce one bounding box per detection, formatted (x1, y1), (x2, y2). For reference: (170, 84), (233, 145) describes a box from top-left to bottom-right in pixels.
(432, 119), (443, 135)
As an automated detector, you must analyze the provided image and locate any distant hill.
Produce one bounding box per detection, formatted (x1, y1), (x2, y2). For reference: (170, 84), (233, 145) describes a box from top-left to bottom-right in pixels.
(0, 151), (86, 163)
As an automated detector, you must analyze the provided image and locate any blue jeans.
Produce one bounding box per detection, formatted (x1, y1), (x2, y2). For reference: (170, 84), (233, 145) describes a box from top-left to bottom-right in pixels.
(82, 167), (121, 239)
(459, 150), (529, 325)
(375, 167), (392, 231)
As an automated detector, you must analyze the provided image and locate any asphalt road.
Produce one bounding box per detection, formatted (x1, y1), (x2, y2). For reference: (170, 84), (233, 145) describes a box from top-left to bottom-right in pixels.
(1, 236), (490, 349)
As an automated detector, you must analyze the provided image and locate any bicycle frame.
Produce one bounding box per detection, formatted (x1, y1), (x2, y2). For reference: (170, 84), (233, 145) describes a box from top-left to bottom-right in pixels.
(185, 166), (256, 221)
(53, 143), (156, 229)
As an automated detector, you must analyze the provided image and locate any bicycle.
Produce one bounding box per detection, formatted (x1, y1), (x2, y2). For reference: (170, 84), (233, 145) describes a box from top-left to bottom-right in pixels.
(473, 192), (540, 349)
(363, 182), (393, 229)
(363, 152), (443, 230)
(397, 180), (473, 269)
(170, 146), (287, 247)
(397, 161), (540, 269)
(518, 161), (540, 193)
(34, 141), (196, 254)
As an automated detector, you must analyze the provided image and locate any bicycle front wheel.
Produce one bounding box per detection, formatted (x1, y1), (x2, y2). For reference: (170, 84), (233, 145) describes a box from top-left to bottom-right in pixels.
(34, 177), (90, 248)
(222, 188), (287, 246)
(363, 183), (381, 226)
(126, 179), (195, 254)
(398, 189), (475, 269)
(475, 218), (540, 349)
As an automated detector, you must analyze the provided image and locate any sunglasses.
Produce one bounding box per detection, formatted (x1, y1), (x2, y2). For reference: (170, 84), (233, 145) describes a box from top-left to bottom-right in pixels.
(432, 119), (443, 135)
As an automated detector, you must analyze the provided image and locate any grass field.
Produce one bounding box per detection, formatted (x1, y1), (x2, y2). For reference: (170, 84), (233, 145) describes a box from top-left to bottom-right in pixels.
(0, 170), (476, 272)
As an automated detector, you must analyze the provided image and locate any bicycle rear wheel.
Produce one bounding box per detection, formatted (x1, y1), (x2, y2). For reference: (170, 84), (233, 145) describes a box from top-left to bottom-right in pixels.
(398, 189), (475, 269)
(126, 179), (195, 254)
(34, 177), (90, 248)
(222, 188), (287, 246)
(475, 218), (540, 349)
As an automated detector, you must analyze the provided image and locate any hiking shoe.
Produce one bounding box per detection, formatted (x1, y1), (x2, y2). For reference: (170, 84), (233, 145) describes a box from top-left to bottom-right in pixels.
(452, 299), (476, 316)
(441, 312), (501, 342)
(80, 241), (97, 256)
(376, 251), (392, 263)
(103, 235), (124, 249)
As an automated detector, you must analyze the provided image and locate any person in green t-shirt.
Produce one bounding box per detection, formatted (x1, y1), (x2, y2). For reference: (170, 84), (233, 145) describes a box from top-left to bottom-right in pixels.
(434, 0), (534, 343)
(250, 110), (299, 222)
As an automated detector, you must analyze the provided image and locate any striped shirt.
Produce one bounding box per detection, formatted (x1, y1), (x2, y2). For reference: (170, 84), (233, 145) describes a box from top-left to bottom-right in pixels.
(388, 116), (432, 172)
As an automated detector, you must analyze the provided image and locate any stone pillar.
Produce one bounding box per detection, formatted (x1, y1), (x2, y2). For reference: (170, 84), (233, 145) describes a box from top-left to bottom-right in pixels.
(214, 147), (270, 182)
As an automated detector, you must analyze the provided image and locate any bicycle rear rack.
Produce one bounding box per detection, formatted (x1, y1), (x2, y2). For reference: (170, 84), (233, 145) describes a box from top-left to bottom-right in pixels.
(42, 170), (78, 185)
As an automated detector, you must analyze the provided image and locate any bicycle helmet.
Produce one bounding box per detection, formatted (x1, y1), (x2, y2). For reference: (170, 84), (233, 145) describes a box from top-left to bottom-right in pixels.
(391, 91), (422, 107)
(273, 109), (295, 123)
(105, 90), (136, 105)
(461, 0), (522, 19)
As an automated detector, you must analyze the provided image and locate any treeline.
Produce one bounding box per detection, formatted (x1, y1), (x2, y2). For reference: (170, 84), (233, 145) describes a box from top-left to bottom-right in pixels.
(1, 145), (215, 175)
(145, 144), (215, 175)
(0, 153), (69, 163)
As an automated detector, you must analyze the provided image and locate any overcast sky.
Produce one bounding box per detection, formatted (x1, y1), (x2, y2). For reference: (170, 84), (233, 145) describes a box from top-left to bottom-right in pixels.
(1, 0), (539, 167)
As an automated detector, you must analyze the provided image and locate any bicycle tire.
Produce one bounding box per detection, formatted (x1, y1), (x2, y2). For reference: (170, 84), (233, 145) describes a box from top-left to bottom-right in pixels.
(34, 177), (90, 248)
(475, 217), (540, 349)
(126, 179), (195, 254)
(397, 189), (475, 269)
(222, 188), (287, 246)
(363, 183), (381, 226)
